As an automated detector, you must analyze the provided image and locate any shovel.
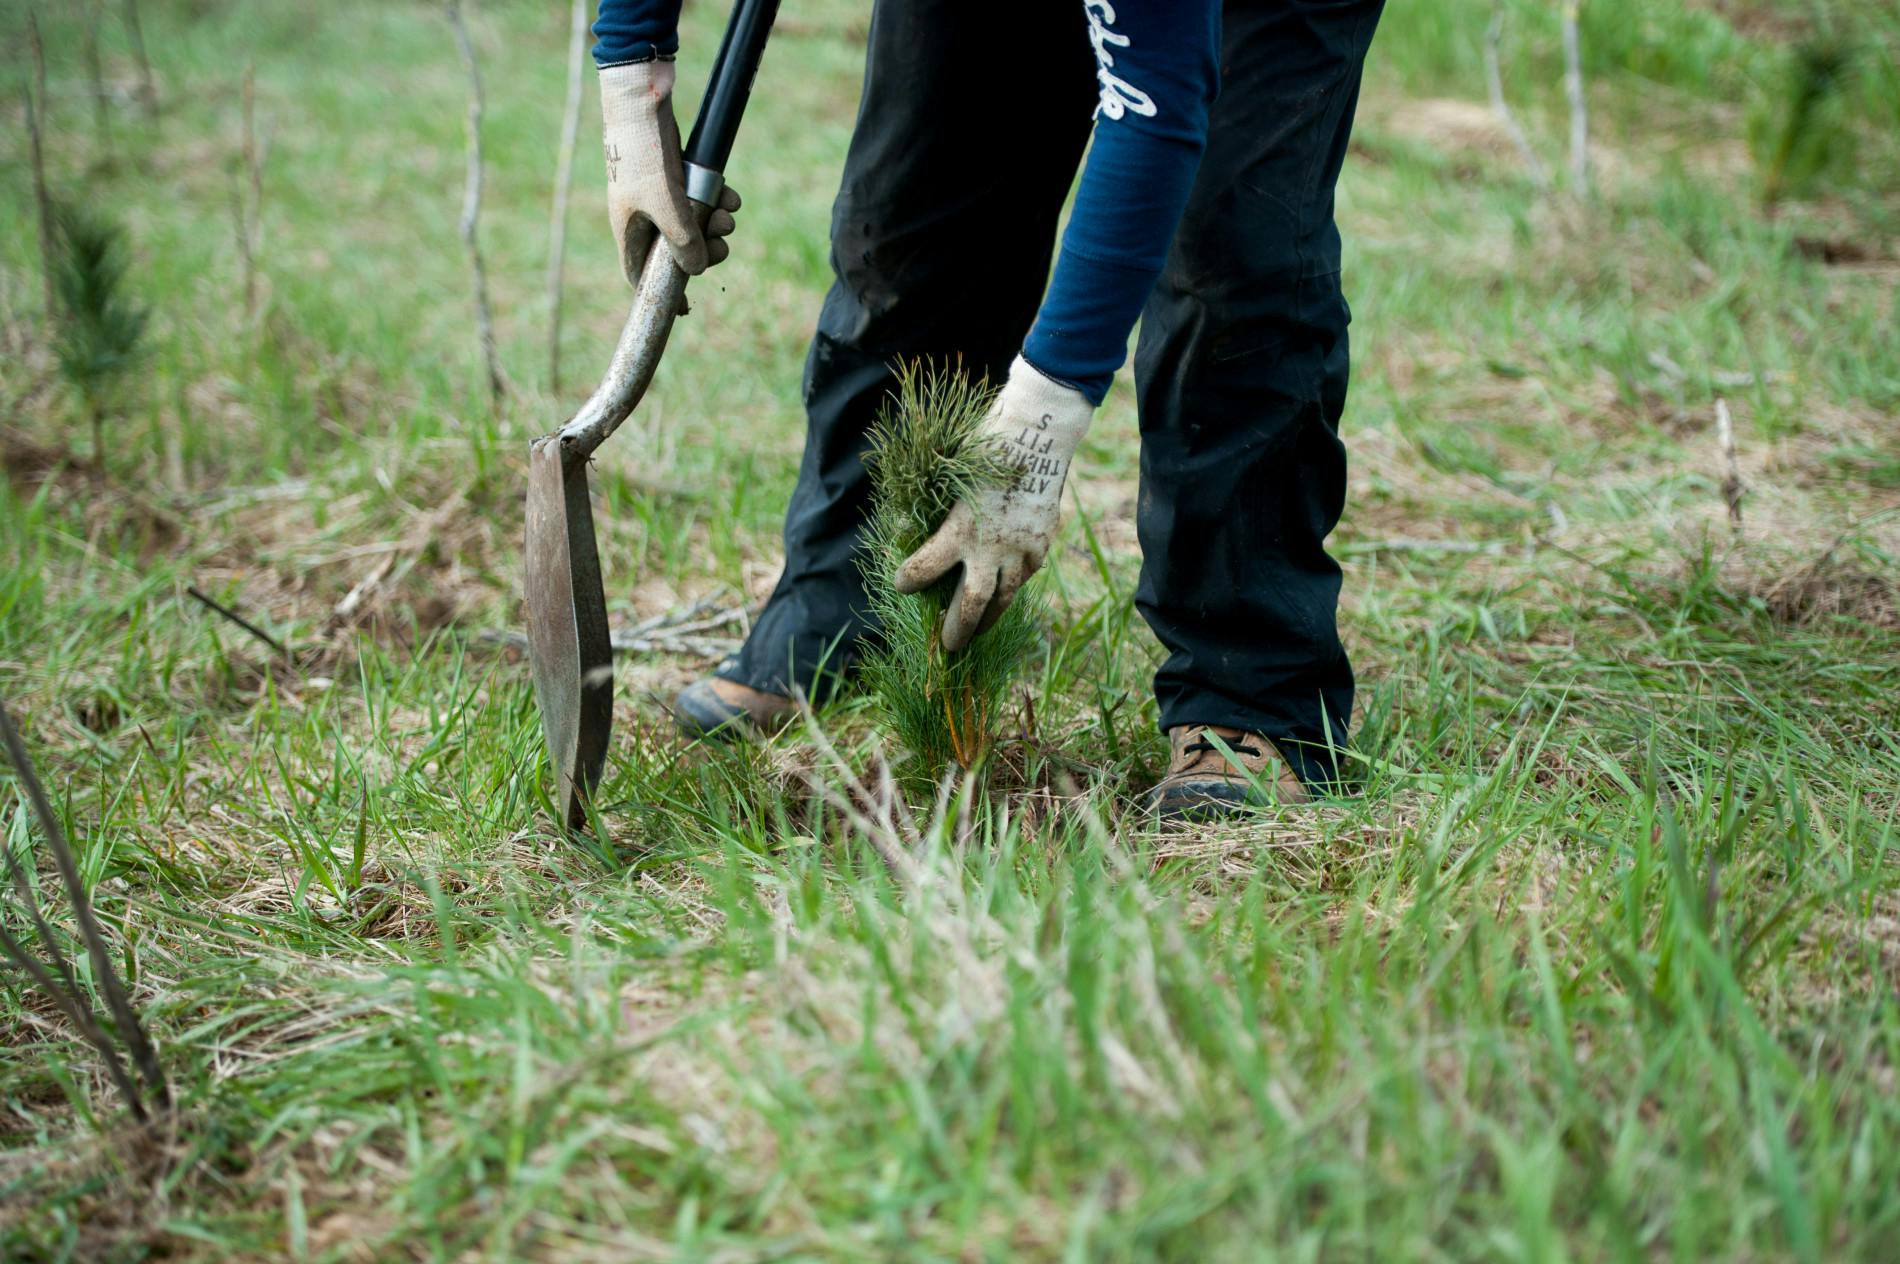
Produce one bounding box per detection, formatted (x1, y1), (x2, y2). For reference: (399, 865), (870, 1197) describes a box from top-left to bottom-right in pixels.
(526, 0), (778, 830)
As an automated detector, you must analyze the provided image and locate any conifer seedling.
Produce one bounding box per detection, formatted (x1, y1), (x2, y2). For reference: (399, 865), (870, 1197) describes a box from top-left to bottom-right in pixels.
(51, 203), (148, 466)
(861, 361), (1042, 790)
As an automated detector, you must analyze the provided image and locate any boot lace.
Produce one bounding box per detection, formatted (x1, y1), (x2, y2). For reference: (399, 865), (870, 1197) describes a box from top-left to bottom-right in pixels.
(1184, 731), (1261, 760)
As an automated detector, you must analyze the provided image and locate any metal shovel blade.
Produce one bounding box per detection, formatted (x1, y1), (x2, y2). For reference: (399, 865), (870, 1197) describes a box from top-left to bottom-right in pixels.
(526, 434), (612, 829)
(525, 241), (693, 830)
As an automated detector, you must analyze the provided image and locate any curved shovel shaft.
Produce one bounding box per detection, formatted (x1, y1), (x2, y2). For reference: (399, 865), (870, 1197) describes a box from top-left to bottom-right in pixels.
(557, 239), (692, 459)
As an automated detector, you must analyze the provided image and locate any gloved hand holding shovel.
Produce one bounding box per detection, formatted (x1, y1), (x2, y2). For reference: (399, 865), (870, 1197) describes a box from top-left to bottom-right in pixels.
(598, 58), (742, 280)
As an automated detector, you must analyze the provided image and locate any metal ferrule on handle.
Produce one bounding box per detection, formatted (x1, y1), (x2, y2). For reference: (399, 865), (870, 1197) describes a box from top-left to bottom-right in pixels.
(684, 162), (725, 207)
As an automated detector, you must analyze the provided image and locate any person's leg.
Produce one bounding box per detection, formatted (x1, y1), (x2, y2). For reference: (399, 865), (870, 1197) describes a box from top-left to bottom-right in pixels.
(717, 0), (1097, 707)
(1132, 0), (1386, 790)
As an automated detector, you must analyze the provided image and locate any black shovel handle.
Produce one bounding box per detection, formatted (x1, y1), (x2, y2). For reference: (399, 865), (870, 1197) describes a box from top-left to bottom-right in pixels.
(553, 0), (779, 456)
(684, 0), (779, 177)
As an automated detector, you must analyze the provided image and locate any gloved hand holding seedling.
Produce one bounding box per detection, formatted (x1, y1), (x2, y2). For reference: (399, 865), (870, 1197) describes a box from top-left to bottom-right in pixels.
(895, 356), (1093, 652)
(862, 362), (1050, 781)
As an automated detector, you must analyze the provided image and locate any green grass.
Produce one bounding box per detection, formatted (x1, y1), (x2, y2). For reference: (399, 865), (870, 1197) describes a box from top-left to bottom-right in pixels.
(2, 0), (1899, 1258)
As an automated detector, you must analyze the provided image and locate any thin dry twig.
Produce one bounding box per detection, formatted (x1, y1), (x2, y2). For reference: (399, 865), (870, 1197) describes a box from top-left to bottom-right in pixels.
(1561, 0), (1591, 194)
(482, 595), (745, 658)
(1336, 537), (1509, 557)
(235, 63), (263, 320)
(1714, 398), (1744, 531)
(0, 698), (169, 1118)
(25, 11), (56, 315)
(83, 0), (111, 150)
(1484, 1), (1549, 189)
(186, 584), (290, 658)
(795, 703), (919, 889)
(325, 490), (471, 632)
(448, 0), (505, 409)
(546, 0), (587, 396)
(121, 0), (157, 116)
(0, 916), (147, 1119)
(3, 792), (100, 1014)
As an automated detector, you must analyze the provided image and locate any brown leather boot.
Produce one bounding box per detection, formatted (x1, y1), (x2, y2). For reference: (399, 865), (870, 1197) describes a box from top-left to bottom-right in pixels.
(1147, 724), (1311, 819)
(672, 676), (797, 741)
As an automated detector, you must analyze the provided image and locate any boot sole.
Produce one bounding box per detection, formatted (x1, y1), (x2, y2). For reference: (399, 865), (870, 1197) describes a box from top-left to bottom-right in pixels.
(1148, 777), (1311, 820)
(1148, 779), (1262, 821)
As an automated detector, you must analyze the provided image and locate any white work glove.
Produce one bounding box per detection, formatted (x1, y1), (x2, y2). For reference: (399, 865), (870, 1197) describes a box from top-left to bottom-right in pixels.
(895, 356), (1094, 652)
(599, 59), (740, 282)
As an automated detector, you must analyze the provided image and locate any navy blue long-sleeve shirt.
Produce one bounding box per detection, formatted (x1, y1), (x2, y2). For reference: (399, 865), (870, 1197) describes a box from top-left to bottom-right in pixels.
(595, 1), (1220, 404)
(593, 0), (681, 65)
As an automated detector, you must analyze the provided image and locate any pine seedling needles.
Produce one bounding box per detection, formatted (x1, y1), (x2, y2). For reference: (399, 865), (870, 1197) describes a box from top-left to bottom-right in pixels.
(51, 202), (149, 465)
(860, 361), (1042, 790)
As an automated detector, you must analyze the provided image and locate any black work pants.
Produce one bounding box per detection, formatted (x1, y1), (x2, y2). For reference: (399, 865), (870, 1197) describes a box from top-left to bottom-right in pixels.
(724, 0), (1385, 787)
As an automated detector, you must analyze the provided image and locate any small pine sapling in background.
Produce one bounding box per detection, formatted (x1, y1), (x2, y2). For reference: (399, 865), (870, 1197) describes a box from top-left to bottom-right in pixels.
(51, 202), (148, 465)
(1749, 36), (1856, 209)
(861, 361), (1042, 789)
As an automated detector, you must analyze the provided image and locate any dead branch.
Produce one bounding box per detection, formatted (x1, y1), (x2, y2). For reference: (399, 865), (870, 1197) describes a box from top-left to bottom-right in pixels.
(448, 0), (505, 409)
(546, 0), (587, 396)
(1714, 398), (1744, 531)
(186, 584), (290, 658)
(0, 699), (169, 1117)
(796, 703), (920, 889)
(227, 181), (252, 321)
(0, 916), (147, 1119)
(1484, 1), (1548, 189)
(324, 490), (470, 633)
(1336, 537), (1509, 558)
(25, 12), (56, 315)
(120, 0), (157, 116)
(84, 0), (111, 150)
(1561, 0), (1590, 194)
(481, 595), (745, 658)
(237, 63), (262, 319)
(0, 791), (124, 1076)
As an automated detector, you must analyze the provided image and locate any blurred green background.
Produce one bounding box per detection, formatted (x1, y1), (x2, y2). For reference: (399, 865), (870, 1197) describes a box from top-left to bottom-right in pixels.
(2, 1), (1897, 1259)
